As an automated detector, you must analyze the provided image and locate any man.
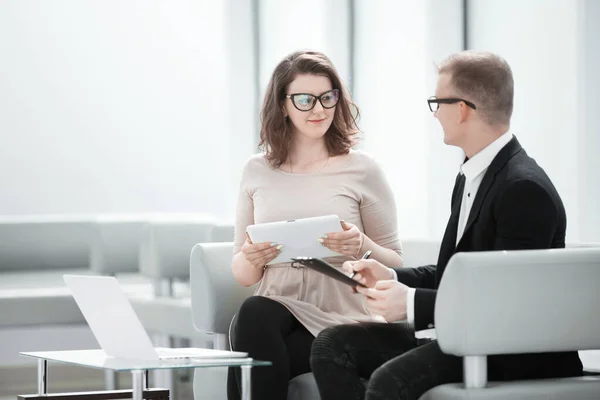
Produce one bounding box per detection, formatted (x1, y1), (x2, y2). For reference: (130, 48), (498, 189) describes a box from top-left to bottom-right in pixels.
(309, 51), (583, 400)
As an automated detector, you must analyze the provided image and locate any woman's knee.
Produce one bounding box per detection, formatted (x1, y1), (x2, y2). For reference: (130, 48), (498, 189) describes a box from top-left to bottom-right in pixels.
(234, 296), (284, 336)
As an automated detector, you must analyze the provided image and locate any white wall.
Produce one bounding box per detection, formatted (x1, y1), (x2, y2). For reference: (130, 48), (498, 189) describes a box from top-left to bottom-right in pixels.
(258, 0), (351, 100)
(579, 0), (600, 242)
(0, 1), (242, 220)
(354, 0), (463, 241)
(224, 0), (258, 223)
(468, 0), (599, 242)
(2, 1), (596, 242)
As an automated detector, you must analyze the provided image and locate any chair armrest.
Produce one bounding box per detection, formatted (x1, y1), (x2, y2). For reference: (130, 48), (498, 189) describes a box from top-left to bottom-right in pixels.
(435, 248), (600, 356)
(190, 242), (255, 334)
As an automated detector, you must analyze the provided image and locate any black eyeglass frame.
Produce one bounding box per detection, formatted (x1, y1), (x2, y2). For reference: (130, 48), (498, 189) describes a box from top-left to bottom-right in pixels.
(427, 96), (477, 112)
(285, 89), (340, 112)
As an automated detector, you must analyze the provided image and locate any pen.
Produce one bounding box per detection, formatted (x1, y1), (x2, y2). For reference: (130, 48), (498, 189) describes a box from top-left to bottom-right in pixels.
(350, 250), (372, 279)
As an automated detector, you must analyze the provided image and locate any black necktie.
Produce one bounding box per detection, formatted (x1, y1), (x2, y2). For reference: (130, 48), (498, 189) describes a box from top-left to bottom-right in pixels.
(435, 173), (466, 276)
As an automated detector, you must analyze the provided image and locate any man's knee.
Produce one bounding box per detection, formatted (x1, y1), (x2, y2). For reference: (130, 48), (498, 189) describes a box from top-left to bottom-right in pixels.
(311, 326), (339, 359)
(310, 324), (358, 370)
(367, 363), (408, 400)
(368, 364), (398, 389)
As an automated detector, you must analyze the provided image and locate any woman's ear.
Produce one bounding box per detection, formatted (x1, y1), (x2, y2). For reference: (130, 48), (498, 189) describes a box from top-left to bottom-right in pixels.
(280, 101), (287, 117)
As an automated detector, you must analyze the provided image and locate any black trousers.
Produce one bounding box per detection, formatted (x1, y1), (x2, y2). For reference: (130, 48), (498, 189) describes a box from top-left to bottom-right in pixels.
(310, 322), (462, 400)
(228, 296), (314, 400)
(311, 321), (585, 400)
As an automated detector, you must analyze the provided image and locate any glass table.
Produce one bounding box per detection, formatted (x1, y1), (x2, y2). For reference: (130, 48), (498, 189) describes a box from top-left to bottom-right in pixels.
(19, 349), (271, 400)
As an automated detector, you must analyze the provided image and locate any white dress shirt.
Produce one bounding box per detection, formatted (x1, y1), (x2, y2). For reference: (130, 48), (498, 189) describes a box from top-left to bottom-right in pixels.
(399, 131), (514, 326)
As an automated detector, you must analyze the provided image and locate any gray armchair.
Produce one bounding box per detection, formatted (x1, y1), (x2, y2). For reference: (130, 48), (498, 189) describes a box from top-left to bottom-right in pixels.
(190, 243), (319, 399)
(420, 247), (600, 399)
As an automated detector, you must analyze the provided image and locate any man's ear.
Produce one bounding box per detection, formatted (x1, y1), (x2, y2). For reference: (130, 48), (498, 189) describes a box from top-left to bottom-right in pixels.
(457, 102), (471, 124)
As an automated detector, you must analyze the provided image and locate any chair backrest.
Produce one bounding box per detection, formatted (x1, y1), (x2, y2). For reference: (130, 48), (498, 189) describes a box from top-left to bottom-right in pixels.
(435, 248), (600, 356)
(90, 215), (232, 277)
(211, 223), (235, 243)
(89, 218), (147, 275)
(401, 239), (441, 268)
(190, 242), (255, 334)
(0, 216), (93, 271)
(138, 216), (216, 280)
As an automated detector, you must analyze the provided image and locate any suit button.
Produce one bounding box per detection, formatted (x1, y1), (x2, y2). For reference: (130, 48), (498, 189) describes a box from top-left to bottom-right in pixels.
(428, 323), (434, 328)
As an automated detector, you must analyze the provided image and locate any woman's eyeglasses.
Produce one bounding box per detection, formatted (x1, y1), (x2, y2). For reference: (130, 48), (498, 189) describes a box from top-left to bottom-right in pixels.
(286, 89), (340, 112)
(427, 96), (477, 112)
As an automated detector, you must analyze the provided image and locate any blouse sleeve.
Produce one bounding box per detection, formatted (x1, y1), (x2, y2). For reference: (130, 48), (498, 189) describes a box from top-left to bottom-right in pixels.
(359, 157), (403, 256)
(233, 159), (255, 255)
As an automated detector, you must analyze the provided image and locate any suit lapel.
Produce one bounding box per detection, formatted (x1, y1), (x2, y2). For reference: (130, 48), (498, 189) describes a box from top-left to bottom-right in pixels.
(459, 137), (523, 244)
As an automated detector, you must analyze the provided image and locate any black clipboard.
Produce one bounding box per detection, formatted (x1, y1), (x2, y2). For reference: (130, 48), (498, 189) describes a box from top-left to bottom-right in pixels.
(290, 257), (367, 288)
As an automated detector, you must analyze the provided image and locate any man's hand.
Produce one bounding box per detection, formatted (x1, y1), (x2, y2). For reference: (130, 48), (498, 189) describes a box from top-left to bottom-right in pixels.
(356, 280), (408, 323)
(342, 259), (394, 288)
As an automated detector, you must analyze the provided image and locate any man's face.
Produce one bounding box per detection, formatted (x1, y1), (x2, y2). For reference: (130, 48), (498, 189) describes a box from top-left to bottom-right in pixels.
(434, 73), (464, 147)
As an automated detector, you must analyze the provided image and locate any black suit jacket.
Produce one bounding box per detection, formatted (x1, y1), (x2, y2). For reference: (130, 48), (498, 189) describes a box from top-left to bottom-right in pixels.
(394, 136), (582, 380)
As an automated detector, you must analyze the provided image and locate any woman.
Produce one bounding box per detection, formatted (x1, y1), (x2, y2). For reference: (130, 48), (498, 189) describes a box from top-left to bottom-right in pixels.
(229, 50), (403, 400)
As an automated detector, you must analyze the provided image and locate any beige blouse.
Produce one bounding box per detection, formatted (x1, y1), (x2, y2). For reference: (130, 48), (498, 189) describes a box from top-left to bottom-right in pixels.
(233, 150), (403, 336)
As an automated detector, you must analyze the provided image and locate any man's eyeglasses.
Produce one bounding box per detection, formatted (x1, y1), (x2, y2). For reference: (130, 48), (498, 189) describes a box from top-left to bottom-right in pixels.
(427, 96), (477, 112)
(286, 89), (340, 112)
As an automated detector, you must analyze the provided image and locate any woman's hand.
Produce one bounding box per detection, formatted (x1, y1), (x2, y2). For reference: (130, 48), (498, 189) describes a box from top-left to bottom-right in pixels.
(320, 221), (364, 258)
(241, 233), (282, 269)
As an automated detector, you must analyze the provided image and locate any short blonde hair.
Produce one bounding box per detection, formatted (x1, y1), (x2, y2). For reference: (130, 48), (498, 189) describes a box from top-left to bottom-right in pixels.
(438, 51), (514, 125)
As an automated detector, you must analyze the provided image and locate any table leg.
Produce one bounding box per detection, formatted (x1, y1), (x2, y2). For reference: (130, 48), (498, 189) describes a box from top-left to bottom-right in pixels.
(37, 359), (48, 395)
(241, 365), (252, 400)
(132, 370), (144, 400)
(144, 370), (149, 389)
(104, 371), (119, 390)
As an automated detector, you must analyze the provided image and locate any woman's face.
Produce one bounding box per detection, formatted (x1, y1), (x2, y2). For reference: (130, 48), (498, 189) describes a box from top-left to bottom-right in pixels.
(284, 74), (339, 141)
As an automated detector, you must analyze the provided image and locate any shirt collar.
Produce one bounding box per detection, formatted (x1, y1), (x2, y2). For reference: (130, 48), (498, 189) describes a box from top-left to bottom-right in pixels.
(461, 131), (513, 181)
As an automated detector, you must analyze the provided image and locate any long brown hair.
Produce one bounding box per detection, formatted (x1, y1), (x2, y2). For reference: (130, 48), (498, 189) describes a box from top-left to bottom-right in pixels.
(259, 50), (360, 168)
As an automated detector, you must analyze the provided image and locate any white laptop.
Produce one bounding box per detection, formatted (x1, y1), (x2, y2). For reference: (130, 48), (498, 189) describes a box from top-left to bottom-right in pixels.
(246, 214), (344, 265)
(63, 274), (248, 361)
